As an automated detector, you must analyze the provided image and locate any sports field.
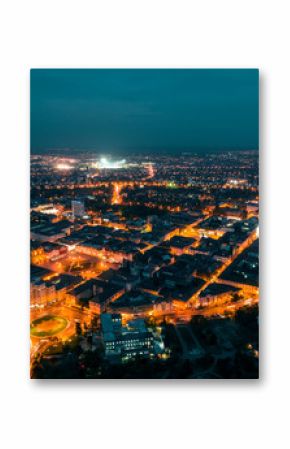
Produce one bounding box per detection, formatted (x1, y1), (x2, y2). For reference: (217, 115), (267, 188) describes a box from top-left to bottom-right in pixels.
(30, 315), (68, 337)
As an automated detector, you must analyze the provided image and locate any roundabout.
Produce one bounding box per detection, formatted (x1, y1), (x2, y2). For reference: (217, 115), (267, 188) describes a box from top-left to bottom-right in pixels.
(30, 315), (69, 337)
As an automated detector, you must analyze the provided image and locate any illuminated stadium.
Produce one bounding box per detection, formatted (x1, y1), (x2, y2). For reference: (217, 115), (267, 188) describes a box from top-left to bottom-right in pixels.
(92, 157), (126, 169)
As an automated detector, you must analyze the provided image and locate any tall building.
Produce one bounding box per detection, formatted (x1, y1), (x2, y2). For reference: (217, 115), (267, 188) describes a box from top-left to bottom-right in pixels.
(71, 200), (85, 219)
(101, 313), (155, 361)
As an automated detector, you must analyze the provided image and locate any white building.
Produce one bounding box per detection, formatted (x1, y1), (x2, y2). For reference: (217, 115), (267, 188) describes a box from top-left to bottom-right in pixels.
(71, 200), (85, 218)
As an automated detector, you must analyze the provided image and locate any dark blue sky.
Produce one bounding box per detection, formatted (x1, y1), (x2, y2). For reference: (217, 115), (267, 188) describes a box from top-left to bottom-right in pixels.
(30, 69), (259, 154)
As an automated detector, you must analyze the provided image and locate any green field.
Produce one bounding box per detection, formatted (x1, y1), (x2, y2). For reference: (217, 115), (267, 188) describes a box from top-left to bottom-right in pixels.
(30, 315), (68, 337)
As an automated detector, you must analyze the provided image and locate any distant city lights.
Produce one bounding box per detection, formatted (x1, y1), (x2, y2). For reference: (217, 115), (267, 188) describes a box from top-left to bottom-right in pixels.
(92, 157), (126, 169)
(56, 163), (73, 170)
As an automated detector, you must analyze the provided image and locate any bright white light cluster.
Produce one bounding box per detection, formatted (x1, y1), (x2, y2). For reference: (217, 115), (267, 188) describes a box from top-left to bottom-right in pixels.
(97, 157), (126, 169)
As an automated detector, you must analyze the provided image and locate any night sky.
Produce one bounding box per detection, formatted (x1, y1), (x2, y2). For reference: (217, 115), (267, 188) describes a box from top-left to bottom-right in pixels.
(30, 69), (259, 154)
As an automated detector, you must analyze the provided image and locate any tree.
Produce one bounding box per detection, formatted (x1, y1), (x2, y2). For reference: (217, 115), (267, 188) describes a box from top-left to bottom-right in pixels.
(231, 292), (242, 303)
(91, 316), (99, 332)
(75, 322), (82, 336)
